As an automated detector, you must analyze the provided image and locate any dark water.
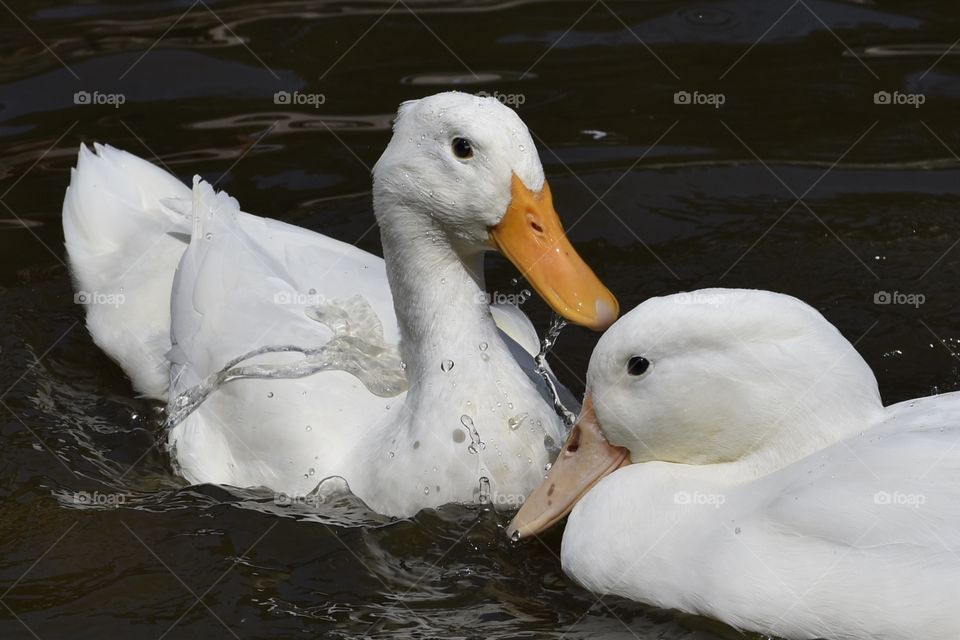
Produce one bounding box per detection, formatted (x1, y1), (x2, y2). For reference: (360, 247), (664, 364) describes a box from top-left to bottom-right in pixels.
(2, 1), (960, 638)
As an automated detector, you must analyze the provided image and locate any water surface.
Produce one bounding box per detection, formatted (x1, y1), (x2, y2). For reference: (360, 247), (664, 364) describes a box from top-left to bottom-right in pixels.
(2, 1), (959, 637)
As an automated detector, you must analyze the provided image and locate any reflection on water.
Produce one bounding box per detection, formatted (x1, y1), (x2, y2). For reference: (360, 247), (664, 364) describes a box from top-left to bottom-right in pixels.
(2, 0), (960, 638)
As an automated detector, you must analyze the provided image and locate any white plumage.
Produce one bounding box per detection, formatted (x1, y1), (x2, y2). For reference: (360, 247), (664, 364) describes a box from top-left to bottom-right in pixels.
(550, 290), (960, 639)
(62, 92), (598, 517)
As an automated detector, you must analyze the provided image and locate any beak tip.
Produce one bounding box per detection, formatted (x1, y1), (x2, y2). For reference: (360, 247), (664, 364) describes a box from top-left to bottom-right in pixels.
(506, 521), (526, 542)
(594, 298), (618, 331)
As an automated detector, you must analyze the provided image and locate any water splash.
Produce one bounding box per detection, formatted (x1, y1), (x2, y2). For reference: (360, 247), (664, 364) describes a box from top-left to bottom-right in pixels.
(477, 476), (491, 504)
(165, 296), (407, 429)
(461, 415), (485, 454)
(534, 314), (577, 427)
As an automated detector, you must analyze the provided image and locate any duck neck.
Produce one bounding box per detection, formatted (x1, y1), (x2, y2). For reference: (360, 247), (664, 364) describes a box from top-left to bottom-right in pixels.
(377, 204), (501, 379)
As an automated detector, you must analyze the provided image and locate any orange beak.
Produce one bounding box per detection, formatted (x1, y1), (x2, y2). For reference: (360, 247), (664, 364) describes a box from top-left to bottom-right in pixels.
(507, 393), (630, 540)
(490, 174), (619, 331)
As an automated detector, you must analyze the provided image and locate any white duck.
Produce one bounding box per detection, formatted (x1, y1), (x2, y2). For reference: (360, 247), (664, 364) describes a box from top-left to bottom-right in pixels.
(63, 91), (619, 517)
(509, 289), (960, 639)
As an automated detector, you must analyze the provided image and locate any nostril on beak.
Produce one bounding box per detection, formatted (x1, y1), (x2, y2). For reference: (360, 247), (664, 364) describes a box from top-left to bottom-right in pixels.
(565, 426), (581, 454)
(525, 212), (544, 234)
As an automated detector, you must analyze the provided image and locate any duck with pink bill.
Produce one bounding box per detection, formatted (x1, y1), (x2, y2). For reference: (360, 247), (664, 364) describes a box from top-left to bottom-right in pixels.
(509, 288), (960, 640)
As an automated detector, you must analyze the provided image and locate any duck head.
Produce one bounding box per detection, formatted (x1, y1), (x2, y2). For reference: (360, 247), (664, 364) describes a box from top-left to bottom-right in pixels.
(508, 288), (884, 539)
(372, 91), (618, 331)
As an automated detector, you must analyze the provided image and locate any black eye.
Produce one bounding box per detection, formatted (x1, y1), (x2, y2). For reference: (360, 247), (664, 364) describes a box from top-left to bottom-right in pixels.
(627, 356), (650, 376)
(452, 137), (473, 159)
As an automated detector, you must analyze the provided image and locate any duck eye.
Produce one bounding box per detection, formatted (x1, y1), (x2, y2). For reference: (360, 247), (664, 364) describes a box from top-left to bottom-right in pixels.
(452, 137), (473, 159)
(627, 356), (650, 376)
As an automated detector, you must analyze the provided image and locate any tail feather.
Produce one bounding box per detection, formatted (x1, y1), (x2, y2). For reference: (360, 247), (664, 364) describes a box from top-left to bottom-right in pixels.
(62, 144), (192, 399)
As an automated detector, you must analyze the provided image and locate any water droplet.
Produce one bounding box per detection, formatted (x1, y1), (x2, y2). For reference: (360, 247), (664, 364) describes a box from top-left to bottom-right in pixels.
(478, 476), (491, 504)
(508, 413), (528, 430)
(441, 360), (454, 372)
(400, 361), (408, 370)
(461, 415), (485, 453)
(389, 451), (395, 458)
(309, 467), (315, 476)
(481, 353), (490, 361)
(544, 462), (553, 472)
(518, 144), (525, 151)
(440, 277), (446, 284)
(204, 232), (213, 240)
(305, 425), (312, 432)
(510, 277), (519, 286)
(511, 530), (520, 543)
(266, 392), (274, 398)
(424, 486), (430, 495)
(479, 342), (488, 351)
(734, 527), (742, 535)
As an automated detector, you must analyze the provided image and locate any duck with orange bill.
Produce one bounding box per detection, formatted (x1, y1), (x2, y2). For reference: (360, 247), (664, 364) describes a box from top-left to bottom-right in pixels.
(509, 289), (960, 640)
(62, 92), (618, 517)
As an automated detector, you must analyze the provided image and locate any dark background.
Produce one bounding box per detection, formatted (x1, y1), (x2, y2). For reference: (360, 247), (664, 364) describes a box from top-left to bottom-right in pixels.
(1, 1), (958, 637)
